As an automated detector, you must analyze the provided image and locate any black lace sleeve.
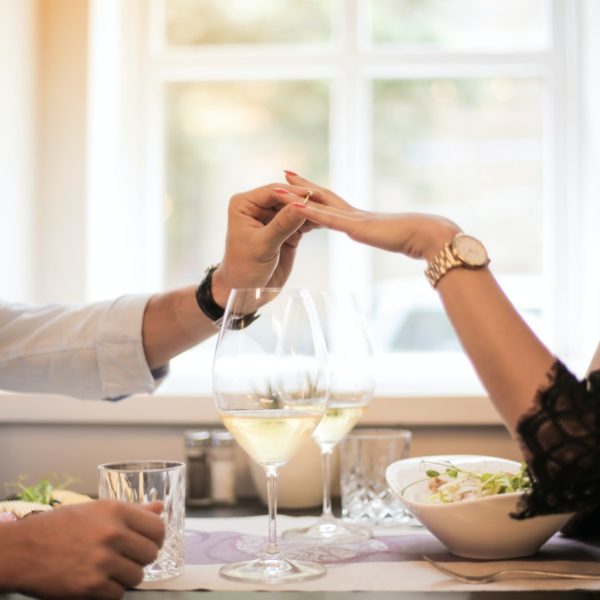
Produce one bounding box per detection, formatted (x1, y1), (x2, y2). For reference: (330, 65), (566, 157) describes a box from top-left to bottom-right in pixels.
(513, 360), (600, 535)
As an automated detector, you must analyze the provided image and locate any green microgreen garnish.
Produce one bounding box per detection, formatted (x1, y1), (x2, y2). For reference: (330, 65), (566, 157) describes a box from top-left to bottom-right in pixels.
(402, 461), (531, 504)
(5, 473), (76, 505)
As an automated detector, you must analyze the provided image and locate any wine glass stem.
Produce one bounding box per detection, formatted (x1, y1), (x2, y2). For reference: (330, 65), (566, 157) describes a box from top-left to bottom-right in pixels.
(265, 466), (280, 555)
(321, 449), (334, 520)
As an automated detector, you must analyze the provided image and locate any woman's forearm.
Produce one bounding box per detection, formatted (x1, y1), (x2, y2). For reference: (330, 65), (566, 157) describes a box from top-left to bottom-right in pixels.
(420, 228), (556, 433)
(435, 265), (556, 432)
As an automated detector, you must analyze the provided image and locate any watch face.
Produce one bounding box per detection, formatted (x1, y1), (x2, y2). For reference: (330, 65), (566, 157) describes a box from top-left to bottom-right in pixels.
(452, 234), (488, 267)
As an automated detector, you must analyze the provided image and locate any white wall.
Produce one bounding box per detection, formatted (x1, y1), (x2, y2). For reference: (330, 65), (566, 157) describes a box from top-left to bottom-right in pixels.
(0, 0), (37, 301)
(35, 0), (88, 303)
(0, 0), (88, 304)
(0, 422), (521, 498)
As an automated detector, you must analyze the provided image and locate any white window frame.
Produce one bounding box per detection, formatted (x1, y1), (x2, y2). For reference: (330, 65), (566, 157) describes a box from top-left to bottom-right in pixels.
(59, 0), (600, 426)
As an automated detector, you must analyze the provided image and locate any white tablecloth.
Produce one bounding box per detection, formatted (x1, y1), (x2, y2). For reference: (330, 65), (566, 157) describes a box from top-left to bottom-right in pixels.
(138, 515), (600, 593)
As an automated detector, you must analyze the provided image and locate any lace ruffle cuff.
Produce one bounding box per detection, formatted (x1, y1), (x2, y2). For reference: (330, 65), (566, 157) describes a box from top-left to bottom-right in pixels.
(514, 360), (600, 521)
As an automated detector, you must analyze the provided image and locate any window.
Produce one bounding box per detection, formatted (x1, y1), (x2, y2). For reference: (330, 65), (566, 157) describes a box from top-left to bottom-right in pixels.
(86, 0), (596, 398)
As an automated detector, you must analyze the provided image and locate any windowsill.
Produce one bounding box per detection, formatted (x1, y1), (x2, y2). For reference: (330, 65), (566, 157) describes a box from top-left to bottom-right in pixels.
(0, 350), (542, 427)
(0, 391), (502, 426)
(1, 349), (589, 428)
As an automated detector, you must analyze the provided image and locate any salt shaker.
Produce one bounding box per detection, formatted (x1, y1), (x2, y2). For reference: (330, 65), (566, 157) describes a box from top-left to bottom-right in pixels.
(184, 430), (211, 506)
(210, 430), (237, 505)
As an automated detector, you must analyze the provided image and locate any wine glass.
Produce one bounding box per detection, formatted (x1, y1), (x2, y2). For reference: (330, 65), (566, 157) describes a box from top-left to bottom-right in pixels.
(213, 288), (329, 584)
(283, 292), (375, 544)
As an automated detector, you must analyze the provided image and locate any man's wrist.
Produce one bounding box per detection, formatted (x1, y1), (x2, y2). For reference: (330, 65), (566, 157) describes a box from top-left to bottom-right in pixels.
(208, 265), (230, 310)
(197, 265), (260, 331)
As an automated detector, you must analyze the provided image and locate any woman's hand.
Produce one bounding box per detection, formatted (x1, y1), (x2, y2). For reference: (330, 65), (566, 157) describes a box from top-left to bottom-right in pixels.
(280, 172), (461, 262)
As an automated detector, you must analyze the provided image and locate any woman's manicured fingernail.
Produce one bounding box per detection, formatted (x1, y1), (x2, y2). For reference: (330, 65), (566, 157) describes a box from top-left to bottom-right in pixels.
(292, 202), (306, 208)
(273, 188), (289, 194)
(284, 170), (298, 177)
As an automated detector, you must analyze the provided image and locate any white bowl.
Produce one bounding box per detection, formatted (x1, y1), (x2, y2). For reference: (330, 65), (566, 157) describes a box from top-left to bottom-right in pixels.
(386, 454), (572, 560)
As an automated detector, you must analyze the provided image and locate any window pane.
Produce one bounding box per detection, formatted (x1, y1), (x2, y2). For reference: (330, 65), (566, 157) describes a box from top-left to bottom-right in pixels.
(165, 81), (330, 290)
(165, 0), (333, 46)
(368, 0), (549, 50)
(371, 78), (544, 352)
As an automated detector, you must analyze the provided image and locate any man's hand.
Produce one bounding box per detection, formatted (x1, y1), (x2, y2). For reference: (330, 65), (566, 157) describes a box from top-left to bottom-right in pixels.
(2, 499), (164, 600)
(210, 182), (316, 307)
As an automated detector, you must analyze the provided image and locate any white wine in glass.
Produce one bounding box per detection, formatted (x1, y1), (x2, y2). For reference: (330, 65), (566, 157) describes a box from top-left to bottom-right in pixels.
(312, 395), (369, 450)
(213, 288), (329, 584)
(283, 292), (375, 544)
(221, 410), (322, 466)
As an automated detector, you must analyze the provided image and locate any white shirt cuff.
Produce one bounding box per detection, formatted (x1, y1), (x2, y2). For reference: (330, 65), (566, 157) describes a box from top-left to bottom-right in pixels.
(96, 295), (168, 399)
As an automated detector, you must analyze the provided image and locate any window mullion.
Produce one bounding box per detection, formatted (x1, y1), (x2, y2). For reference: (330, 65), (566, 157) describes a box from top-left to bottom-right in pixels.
(329, 0), (372, 299)
(546, 0), (585, 367)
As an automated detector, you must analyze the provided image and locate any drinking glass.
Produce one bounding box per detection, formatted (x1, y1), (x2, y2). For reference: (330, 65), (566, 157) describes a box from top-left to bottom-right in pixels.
(340, 429), (412, 525)
(98, 460), (185, 582)
(283, 292), (375, 544)
(213, 288), (329, 584)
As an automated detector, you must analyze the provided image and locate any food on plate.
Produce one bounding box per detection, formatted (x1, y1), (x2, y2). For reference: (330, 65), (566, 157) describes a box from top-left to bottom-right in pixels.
(2, 474), (93, 519)
(49, 489), (94, 506)
(0, 500), (52, 518)
(404, 461), (532, 504)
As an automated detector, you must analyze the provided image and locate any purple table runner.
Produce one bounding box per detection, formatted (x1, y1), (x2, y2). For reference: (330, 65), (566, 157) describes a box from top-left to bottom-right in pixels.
(184, 528), (600, 566)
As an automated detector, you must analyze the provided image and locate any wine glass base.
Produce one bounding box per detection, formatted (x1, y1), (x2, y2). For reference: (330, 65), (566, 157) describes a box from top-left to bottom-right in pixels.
(219, 555), (326, 584)
(282, 518), (372, 545)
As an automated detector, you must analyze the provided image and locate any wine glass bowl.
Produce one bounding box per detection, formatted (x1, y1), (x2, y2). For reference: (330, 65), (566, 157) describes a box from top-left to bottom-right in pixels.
(213, 288), (329, 583)
(283, 292), (375, 544)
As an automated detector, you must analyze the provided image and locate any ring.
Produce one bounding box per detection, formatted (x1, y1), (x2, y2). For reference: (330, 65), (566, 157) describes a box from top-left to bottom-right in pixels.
(303, 190), (313, 205)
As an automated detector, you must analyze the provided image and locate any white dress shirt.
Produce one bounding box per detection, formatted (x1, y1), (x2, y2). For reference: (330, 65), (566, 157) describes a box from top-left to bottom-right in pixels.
(0, 295), (166, 400)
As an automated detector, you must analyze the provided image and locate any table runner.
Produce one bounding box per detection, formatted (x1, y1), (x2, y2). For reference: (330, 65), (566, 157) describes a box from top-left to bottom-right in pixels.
(138, 515), (600, 592)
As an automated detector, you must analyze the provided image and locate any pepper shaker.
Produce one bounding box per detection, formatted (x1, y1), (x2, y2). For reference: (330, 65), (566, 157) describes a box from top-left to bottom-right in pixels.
(184, 430), (212, 506)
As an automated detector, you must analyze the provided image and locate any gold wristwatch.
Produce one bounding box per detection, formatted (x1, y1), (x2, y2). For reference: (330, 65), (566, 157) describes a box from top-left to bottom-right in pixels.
(425, 233), (490, 288)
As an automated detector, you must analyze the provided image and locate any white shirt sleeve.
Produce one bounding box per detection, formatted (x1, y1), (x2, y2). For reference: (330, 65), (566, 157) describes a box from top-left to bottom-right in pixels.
(0, 295), (168, 400)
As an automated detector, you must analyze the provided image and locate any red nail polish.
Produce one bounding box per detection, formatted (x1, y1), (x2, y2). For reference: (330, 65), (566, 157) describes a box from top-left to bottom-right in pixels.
(274, 188), (289, 194)
(284, 170), (298, 177)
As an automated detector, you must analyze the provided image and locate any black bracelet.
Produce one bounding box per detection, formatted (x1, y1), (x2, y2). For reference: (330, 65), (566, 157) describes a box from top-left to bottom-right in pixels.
(196, 265), (258, 330)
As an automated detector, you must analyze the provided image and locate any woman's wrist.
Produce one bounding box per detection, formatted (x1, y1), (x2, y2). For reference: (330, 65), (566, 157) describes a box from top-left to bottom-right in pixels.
(421, 219), (462, 263)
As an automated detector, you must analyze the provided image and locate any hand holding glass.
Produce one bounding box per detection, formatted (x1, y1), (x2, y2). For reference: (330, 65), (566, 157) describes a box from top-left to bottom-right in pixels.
(98, 461), (185, 582)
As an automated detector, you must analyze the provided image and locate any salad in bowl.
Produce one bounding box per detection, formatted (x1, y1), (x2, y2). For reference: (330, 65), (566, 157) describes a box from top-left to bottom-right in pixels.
(386, 455), (573, 559)
(406, 459), (531, 505)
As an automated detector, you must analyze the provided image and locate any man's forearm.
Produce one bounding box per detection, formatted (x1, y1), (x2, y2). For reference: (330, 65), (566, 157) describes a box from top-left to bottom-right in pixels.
(142, 285), (219, 370)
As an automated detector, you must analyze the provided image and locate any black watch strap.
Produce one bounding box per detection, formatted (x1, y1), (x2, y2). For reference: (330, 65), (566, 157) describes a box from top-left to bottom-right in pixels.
(196, 265), (225, 322)
(196, 265), (259, 330)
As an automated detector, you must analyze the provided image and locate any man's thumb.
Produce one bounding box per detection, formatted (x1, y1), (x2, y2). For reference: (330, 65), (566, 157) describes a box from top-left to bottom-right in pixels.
(261, 204), (306, 246)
